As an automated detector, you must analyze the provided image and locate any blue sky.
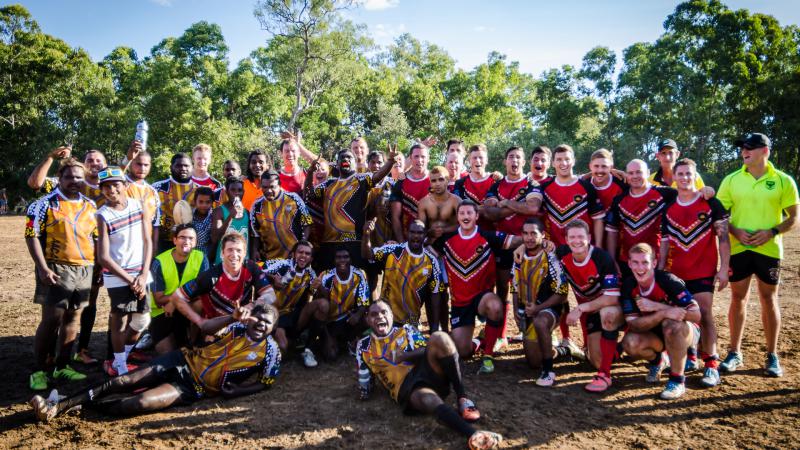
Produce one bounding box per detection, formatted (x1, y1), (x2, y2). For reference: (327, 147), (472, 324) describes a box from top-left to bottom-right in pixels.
(13, 0), (800, 76)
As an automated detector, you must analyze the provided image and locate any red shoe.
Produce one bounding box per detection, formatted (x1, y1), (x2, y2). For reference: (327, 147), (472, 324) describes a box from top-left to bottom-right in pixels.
(459, 397), (481, 422)
(103, 360), (139, 377)
(584, 373), (612, 393)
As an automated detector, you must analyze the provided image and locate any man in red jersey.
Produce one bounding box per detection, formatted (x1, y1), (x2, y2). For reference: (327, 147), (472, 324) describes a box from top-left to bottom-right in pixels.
(452, 145), (495, 214)
(190, 144), (220, 189)
(587, 149), (627, 249)
(660, 158), (730, 387)
(390, 143), (431, 242)
(431, 201), (521, 375)
(528, 146), (552, 184)
(557, 220), (623, 393)
(276, 139), (306, 194)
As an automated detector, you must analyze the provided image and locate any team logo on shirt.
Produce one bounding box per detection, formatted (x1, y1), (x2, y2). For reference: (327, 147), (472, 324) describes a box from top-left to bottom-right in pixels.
(247, 352), (258, 361)
(587, 275), (598, 284)
(647, 200), (658, 209)
(766, 180), (776, 190)
(573, 195), (583, 203)
(697, 212), (708, 221)
(475, 245), (485, 254)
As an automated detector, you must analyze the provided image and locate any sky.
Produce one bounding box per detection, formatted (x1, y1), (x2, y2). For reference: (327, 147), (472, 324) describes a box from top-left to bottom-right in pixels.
(11, 0), (800, 76)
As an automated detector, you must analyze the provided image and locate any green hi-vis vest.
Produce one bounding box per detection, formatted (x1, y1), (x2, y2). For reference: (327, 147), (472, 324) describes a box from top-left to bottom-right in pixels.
(150, 248), (205, 318)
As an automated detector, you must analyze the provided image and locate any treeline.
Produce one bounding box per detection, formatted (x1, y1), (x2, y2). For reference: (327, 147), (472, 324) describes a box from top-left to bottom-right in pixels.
(1, 0), (799, 197)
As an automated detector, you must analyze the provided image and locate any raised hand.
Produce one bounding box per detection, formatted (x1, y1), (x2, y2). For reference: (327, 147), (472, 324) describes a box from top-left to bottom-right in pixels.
(421, 135), (438, 148)
(126, 141), (143, 163)
(50, 146), (72, 160)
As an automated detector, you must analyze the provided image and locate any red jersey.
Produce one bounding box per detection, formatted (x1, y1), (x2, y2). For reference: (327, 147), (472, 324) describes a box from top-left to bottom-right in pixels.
(192, 175), (220, 190)
(453, 174), (496, 230)
(662, 195), (728, 281)
(390, 173), (430, 232)
(620, 270), (699, 322)
(432, 227), (511, 306)
(592, 176), (627, 215)
(605, 186), (677, 262)
(486, 176), (537, 234)
(555, 245), (620, 304)
(539, 177), (604, 246)
(179, 261), (272, 318)
(279, 169), (306, 194)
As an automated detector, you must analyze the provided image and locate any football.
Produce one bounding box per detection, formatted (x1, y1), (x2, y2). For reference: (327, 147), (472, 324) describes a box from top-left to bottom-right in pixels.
(173, 200), (193, 225)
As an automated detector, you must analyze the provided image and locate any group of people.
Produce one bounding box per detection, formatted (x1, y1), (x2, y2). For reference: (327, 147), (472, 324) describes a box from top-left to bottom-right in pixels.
(23, 131), (798, 449)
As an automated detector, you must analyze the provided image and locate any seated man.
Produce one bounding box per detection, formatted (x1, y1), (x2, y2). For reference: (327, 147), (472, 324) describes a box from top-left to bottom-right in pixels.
(620, 243), (701, 400)
(511, 217), (572, 386)
(313, 249), (370, 361)
(30, 304), (280, 421)
(356, 301), (502, 450)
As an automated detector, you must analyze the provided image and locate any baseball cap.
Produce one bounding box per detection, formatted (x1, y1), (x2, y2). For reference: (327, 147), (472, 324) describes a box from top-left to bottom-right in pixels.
(657, 139), (677, 151)
(97, 166), (126, 184)
(734, 133), (771, 149)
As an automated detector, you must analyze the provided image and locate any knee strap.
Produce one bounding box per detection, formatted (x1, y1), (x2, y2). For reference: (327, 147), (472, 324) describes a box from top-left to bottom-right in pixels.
(129, 313), (151, 333)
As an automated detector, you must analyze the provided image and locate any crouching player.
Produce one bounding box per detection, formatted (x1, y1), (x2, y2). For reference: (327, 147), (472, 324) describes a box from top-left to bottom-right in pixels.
(512, 218), (571, 386)
(356, 301), (502, 450)
(620, 244), (701, 400)
(30, 304), (280, 421)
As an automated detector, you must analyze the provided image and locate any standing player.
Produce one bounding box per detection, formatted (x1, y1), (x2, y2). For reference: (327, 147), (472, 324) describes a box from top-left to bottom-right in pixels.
(391, 143), (431, 242)
(452, 145), (496, 229)
(210, 176), (249, 264)
(95, 167), (153, 376)
(356, 301), (502, 450)
(152, 153), (196, 253)
(649, 139), (705, 189)
(350, 137), (371, 173)
(251, 170), (312, 261)
(277, 138), (307, 194)
(124, 143), (161, 251)
(431, 201), (522, 374)
(25, 158), (96, 390)
(660, 158), (730, 386)
(512, 218), (572, 386)
(191, 187), (215, 255)
(528, 146), (552, 184)
(716, 133), (798, 377)
(190, 144), (220, 189)
(242, 149), (270, 210)
(212, 160), (241, 208)
(558, 220), (623, 393)
(587, 149), (627, 241)
(620, 244), (701, 399)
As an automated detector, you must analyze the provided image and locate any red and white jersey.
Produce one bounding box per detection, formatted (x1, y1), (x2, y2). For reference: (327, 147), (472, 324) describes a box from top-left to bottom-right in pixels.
(662, 194), (728, 280)
(390, 173), (430, 232)
(279, 169), (306, 195)
(605, 186), (677, 262)
(453, 174), (496, 230)
(592, 176), (627, 215)
(486, 176), (538, 234)
(555, 245), (620, 304)
(538, 177), (604, 246)
(192, 174), (221, 190)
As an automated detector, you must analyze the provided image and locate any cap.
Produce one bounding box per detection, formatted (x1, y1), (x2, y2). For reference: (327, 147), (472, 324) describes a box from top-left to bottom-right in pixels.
(657, 139), (677, 151)
(734, 133), (770, 149)
(97, 166), (125, 184)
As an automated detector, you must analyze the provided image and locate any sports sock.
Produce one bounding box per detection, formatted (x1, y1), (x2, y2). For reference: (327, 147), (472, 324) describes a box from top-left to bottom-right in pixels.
(649, 353), (663, 367)
(669, 372), (686, 384)
(599, 330), (619, 377)
(78, 304), (97, 351)
(687, 346), (698, 363)
(482, 319), (502, 357)
(542, 357), (554, 373)
(471, 337), (482, 355)
(437, 354), (466, 398)
(700, 352), (719, 369)
(434, 404), (476, 437)
(113, 352), (128, 375)
(559, 309), (571, 340)
(124, 344), (134, 358)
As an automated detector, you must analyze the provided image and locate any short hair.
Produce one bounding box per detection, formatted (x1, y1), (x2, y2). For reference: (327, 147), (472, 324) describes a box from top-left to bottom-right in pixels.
(409, 143), (428, 156)
(246, 149), (269, 180)
(629, 242), (654, 258)
(505, 146), (524, 158)
(351, 136), (367, 145)
(522, 216), (545, 232)
(367, 150), (385, 163)
(458, 200), (479, 214)
(530, 145), (551, 159)
(261, 170), (280, 183)
(469, 144), (487, 154)
(369, 299), (392, 312)
(673, 158), (697, 172)
(194, 186), (214, 200)
(192, 143), (211, 155)
(251, 303), (279, 322)
(278, 139), (295, 153)
(430, 165), (449, 179)
(223, 159), (240, 167)
(291, 239), (314, 253)
(57, 157), (86, 177)
(171, 152), (190, 165)
(553, 144), (574, 157)
(134, 150), (151, 160)
(409, 219), (426, 231)
(174, 223), (197, 236)
(224, 175), (244, 190)
(84, 149), (105, 161)
(590, 148), (613, 161)
(565, 219), (589, 235)
(446, 139), (465, 153)
(220, 231), (247, 250)
(336, 148), (353, 160)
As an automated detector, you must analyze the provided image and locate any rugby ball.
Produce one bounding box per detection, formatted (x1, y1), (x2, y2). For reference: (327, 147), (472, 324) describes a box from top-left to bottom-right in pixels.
(173, 200), (193, 225)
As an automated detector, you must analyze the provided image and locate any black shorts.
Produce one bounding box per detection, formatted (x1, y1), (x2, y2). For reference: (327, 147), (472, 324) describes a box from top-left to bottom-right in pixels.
(729, 251), (781, 285)
(326, 315), (364, 342)
(317, 241), (367, 271)
(618, 260), (633, 280)
(450, 290), (492, 329)
(684, 277), (715, 295)
(107, 286), (151, 314)
(146, 350), (201, 404)
(581, 311), (603, 335)
(34, 263), (93, 310)
(397, 350), (450, 414)
(149, 313), (190, 347)
(277, 303), (305, 331)
(495, 248), (514, 270)
(642, 321), (700, 346)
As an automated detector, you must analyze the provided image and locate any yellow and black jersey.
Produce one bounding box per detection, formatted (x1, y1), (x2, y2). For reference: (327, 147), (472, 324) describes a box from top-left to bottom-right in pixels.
(511, 250), (569, 307)
(356, 324), (427, 401)
(372, 243), (441, 325)
(261, 259), (316, 315)
(25, 188), (97, 266)
(126, 177), (161, 227)
(250, 192), (313, 261)
(310, 173), (374, 243)
(43, 177), (106, 208)
(320, 266), (370, 321)
(366, 178), (395, 247)
(152, 177), (196, 241)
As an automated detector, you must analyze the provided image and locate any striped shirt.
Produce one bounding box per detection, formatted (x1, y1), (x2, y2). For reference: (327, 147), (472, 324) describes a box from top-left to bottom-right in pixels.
(97, 198), (151, 288)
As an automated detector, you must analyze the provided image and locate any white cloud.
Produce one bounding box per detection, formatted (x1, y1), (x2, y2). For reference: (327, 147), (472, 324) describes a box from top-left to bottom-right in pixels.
(359, 0), (400, 11)
(371, 23), (406, 41)
(472, 25), (495, 33)
(149, 0), (173, 6)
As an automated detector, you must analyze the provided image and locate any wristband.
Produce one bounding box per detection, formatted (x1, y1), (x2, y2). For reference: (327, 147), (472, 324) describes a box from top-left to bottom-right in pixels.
(771, 227), (780, 236)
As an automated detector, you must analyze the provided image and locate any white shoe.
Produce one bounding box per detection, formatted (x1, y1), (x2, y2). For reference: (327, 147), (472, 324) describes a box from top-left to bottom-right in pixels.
(302, 348), (318, 368)
(535, 371), (556, 387)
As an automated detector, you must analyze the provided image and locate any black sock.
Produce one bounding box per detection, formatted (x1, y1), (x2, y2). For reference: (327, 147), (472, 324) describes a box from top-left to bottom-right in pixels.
(649, 353), (662, 366)
(437, 353), (466, 398)
(57, 378), (116, 414)
(435, 404), (476, 437)
(78, 305), (97, 351)
(106, 329), (113, 360)
(542, 357), (554, 373)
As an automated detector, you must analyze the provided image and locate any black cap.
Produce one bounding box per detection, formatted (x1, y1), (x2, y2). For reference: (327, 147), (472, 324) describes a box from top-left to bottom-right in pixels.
(657, 139), (677, 150)
(734, 133), (770, 149)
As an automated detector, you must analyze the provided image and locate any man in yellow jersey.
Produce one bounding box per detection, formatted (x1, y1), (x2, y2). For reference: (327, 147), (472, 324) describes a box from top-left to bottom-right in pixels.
(251, 170), (312, 261)
(153, 153), (196, 253)
(716, 133), (799, 377)
(355, 301), (502, 450)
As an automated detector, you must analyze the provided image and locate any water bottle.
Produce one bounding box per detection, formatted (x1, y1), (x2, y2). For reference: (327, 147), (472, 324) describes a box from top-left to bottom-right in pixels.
(232, 197), (243, 219)
(135, 120), (149, 150)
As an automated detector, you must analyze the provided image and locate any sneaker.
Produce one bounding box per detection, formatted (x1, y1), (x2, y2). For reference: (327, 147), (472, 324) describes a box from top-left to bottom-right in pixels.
(646, 355), (665, 383)
(584, 373), (612, 393)
(492, 337), (508, 353)
(685, 357), (700, 373)
(103, 360), (138, 377)
(135, 331), (154, 350)
(765, 353), (783, 377)
(558, 339), (586, 361)
(536, 371), (556, 387)
(458, 397), (481, 422)
(72, 349), (98, 365)
(301, 348), (318, 368)
(29, 394), (58, 422)
(660, 380), (686, 400)
(468, 430), (503, 450)
(701, 367), (720, 387)
(719, 351), (743, 373)
(29, 371), (48, 391)
(52, 365), (86, 382)
(478, 356), (495, 374)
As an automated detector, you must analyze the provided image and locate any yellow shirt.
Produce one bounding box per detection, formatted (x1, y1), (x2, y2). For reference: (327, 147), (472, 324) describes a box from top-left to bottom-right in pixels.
(125, 177), (160, 227)
(152, 178), (196, 241)
(355, 325), (427, 401)
(250, 192), (313, 260)
(25, 188), (97, 265)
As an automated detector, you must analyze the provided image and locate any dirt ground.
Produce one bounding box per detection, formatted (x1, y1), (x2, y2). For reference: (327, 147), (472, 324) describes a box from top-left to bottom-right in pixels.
(1, 215), (798, 449)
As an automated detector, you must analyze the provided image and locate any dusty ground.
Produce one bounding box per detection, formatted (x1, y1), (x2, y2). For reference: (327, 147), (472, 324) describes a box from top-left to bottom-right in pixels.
(0, 215), (798, 449)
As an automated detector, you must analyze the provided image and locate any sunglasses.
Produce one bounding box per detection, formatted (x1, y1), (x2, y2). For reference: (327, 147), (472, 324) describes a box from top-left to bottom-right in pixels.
(98, 167), (124, 181)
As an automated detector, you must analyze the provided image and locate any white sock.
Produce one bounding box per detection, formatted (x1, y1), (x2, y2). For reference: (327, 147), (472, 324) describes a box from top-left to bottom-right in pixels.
(124, 344), (134, 358)
(113, 352), (128, 375)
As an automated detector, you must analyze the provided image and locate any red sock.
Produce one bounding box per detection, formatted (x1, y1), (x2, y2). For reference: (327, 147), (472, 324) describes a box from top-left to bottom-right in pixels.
(599, 331), (619, 377)
(559, 310), (571, 340)
(499, 302), (509, 339)
(482, 319), (502, 357)
(700, 352), (719, 369)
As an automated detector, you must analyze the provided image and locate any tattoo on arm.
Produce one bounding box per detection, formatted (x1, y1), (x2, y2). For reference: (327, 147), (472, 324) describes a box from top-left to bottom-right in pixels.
(714, 220), (729, 241)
